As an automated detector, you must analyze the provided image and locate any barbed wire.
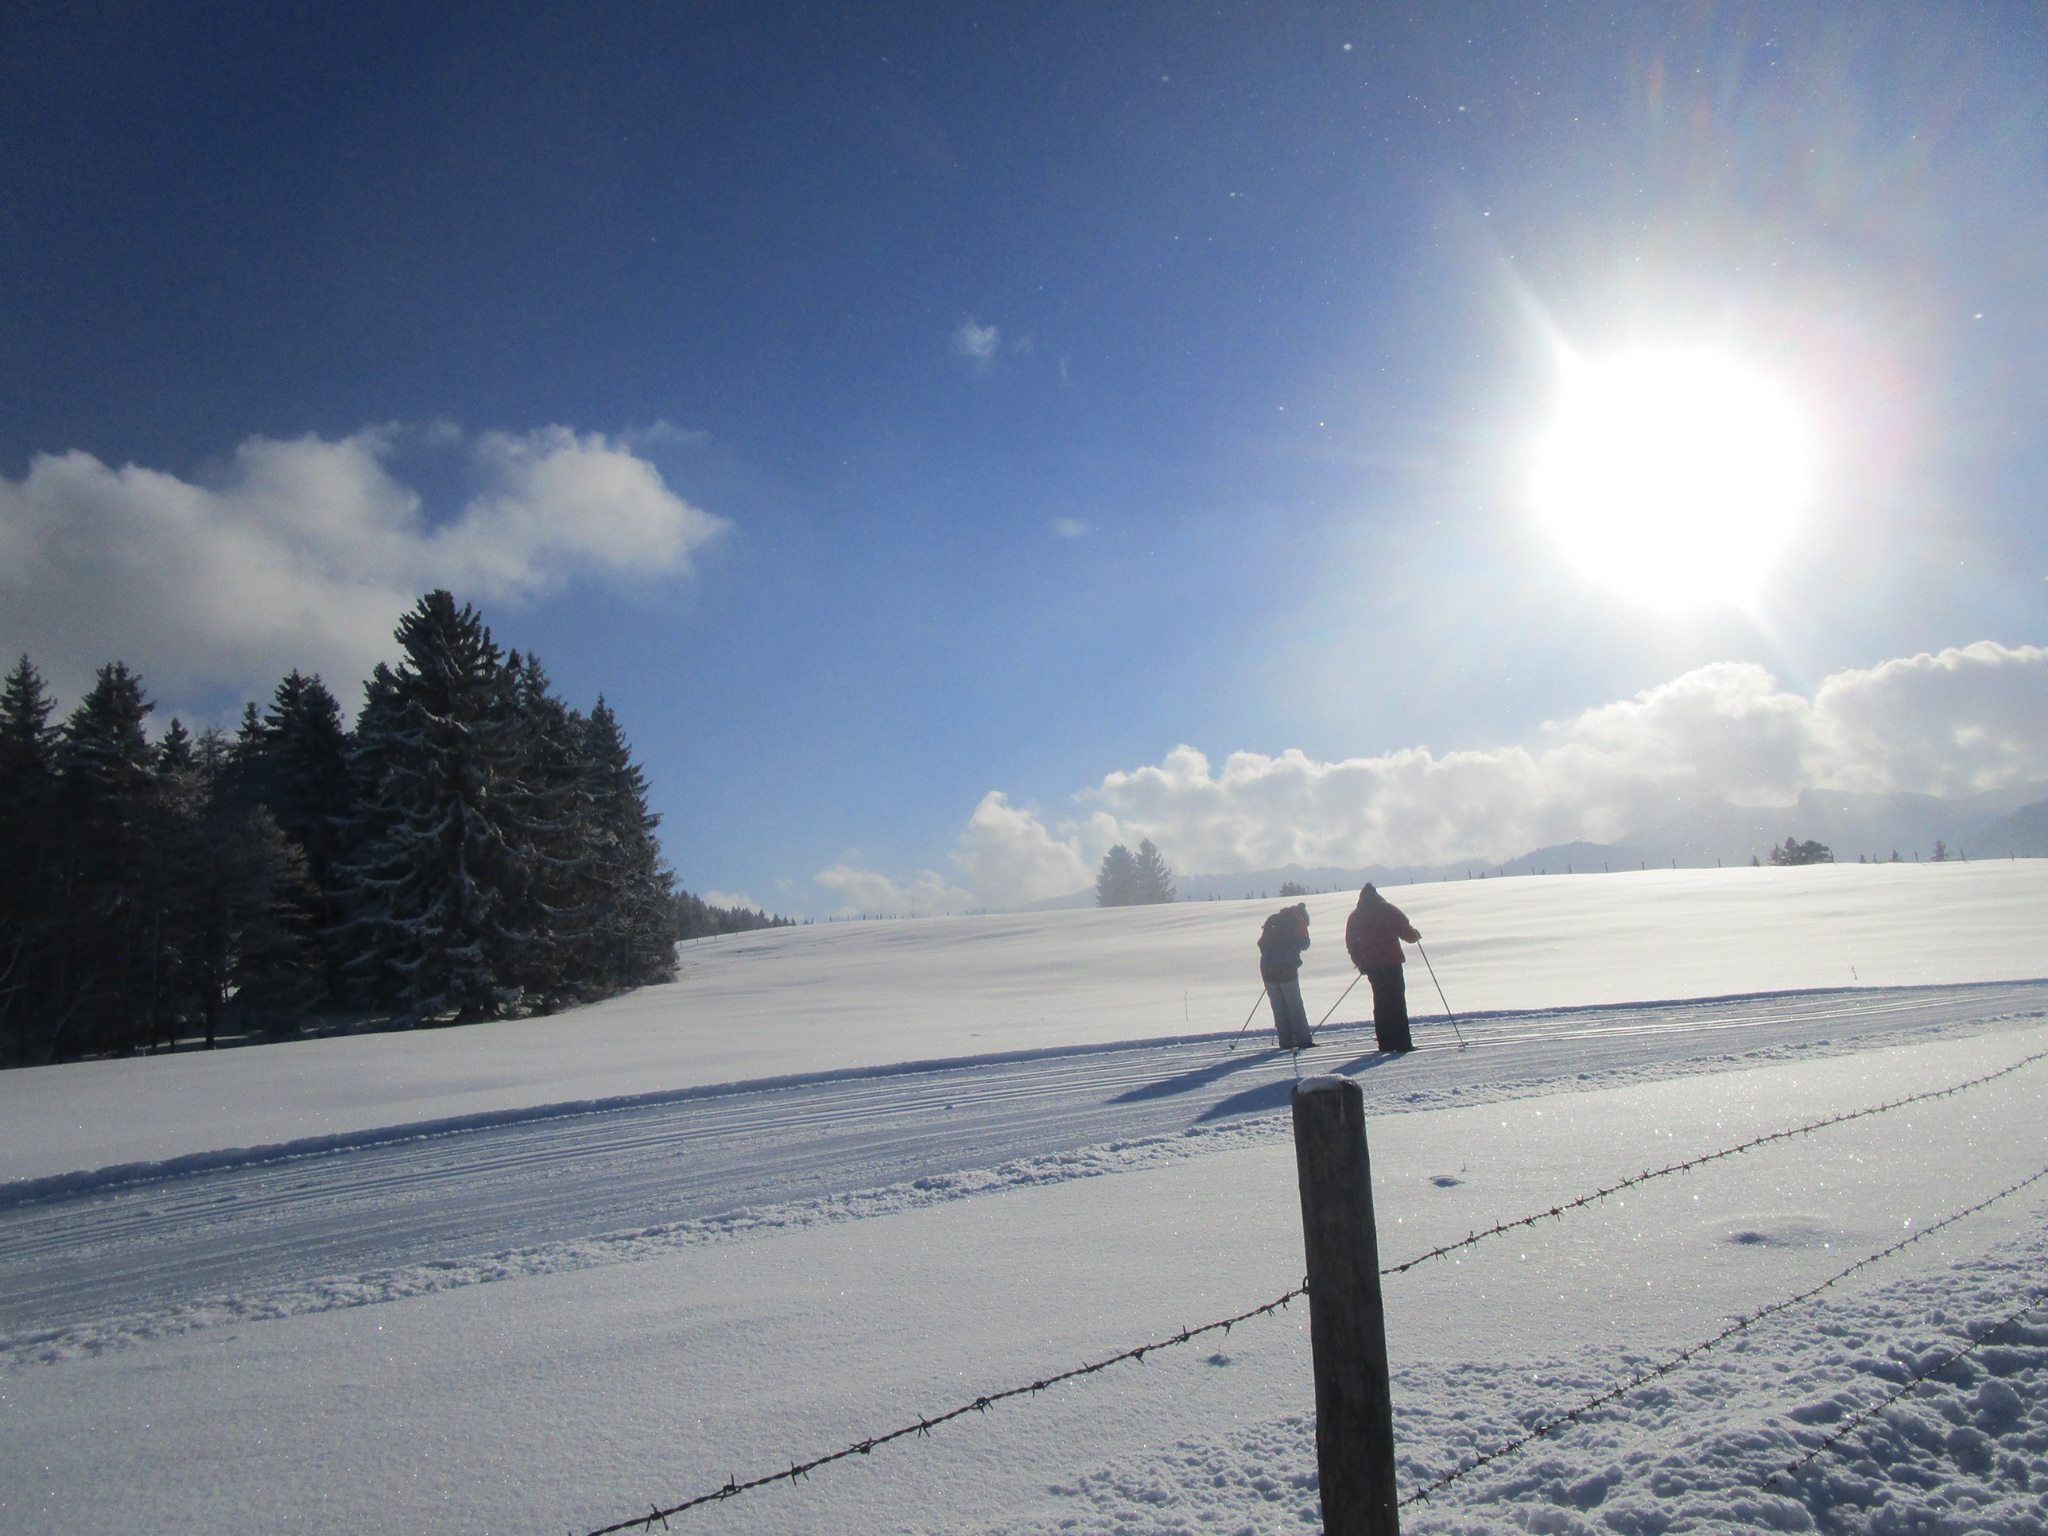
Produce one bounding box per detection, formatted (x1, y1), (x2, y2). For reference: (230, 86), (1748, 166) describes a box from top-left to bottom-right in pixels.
(577, 1046), (2047, 1532)
(1381, 1046), (2048, 1278)
(1766, 1290), (2044, 1485)
(1400, 1160), (2048, 1506)
(579, 1284), (1309, 1535)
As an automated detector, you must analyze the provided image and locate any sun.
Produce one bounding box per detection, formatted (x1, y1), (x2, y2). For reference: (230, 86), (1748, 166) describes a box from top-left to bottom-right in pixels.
(1531, 347), (1812, 609)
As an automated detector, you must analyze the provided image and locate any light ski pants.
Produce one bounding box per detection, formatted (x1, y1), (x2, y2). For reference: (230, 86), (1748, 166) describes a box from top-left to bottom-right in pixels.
(1266, 977), (1313, 1050)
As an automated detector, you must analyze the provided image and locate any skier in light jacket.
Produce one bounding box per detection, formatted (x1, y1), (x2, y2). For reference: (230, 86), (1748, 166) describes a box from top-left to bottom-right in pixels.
(1344, 883), (1421, 1051)
(1257, 902), (1315, 1050)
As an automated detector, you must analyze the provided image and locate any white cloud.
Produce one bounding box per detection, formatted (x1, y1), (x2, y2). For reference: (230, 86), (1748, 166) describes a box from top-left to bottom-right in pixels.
(0, 425), (727, 715)
(948, 792), (1094, 905)
(901, 643), (2048, 908)
(1806, 643), (2048, 796)
(950, 317), (1000, 368)
(815, 862), (977, 917)
(699, 890), (762, 914)
(619, 419), (711, 454)
(1052, 517), (1090, 539)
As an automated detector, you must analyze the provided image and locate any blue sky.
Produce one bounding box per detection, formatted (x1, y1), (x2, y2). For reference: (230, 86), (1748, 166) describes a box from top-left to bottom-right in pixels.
(4, 2), (2045, 916)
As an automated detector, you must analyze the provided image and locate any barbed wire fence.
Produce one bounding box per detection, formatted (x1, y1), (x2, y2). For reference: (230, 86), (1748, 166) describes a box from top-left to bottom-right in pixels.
(1767, 1291), (2044, 1484)
(578, 1045), (2048, 1534)
(1382, 1044), (2048, 1277)
(580, 1286), (1311, 1535)
(1400, 1161), (2048, 1506)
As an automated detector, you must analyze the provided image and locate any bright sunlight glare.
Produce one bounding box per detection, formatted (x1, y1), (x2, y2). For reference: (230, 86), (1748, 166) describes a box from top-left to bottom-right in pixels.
(1531, 348), (1813, 609)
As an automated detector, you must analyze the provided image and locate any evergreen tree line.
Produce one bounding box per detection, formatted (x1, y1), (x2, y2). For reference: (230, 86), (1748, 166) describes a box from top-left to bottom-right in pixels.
(1095, 839), (1176, 906)
(672, 891), (796, 940)
(1, 590), (679, 1067)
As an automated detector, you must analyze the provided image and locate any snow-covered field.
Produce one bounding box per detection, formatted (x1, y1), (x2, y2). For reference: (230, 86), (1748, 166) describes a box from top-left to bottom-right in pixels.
(2, 861), (2046, 1534)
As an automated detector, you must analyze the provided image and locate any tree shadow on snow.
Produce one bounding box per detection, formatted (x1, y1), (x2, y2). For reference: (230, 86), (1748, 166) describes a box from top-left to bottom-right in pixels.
(1195, 1049), (1402, 1122)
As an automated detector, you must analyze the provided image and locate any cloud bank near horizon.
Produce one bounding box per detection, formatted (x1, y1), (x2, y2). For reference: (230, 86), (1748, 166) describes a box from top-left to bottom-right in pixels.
(0, 425), (725, 712)
(818, 642), (2048, 914)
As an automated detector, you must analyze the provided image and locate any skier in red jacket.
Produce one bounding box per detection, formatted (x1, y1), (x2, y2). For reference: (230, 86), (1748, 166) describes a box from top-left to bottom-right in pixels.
(1344, 883), (1421, 1051)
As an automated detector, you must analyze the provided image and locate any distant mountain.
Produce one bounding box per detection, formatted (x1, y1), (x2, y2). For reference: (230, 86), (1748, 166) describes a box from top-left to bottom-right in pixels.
(1170, 863), (1455, 902)
(1623, 783), (2048, 866)
(1972, 798), (2048, 858)
(1027, 786), (2047, 911)
(1500, 840), (1664, 876)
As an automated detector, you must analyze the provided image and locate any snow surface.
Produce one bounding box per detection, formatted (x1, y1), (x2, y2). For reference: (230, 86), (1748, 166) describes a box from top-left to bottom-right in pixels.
(2, 860), (2046, 1534)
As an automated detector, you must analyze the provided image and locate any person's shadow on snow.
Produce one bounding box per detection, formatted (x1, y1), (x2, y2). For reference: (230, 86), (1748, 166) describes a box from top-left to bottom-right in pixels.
(1109, 1048), (1277, 1104)
(1195, 1050), (1402, 1122)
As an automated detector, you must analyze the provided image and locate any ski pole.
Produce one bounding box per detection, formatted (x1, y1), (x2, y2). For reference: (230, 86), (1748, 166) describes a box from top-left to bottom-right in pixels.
(1416, 941), (1467, 1049)
(1226, 989), (1267, 1051)
(1315, 972), (1362, 1030)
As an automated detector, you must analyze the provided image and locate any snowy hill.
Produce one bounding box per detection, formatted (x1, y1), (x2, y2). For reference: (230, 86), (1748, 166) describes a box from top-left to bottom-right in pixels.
(8, 860), (2045, 1184)
(3, 861), (2046, 1534)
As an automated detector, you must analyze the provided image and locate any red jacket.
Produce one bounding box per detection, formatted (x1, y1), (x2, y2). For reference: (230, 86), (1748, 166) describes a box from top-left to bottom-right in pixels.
(1345, 892), (1418, 969)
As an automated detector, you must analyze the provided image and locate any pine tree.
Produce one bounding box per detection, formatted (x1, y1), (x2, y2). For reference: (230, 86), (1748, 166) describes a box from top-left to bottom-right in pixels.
(0, 656), (62, 1063)
(1131, 839), (1176, 904)
(582, 698), (676, 990)
(247, 672), (353, 1000)
(51, 663), (161, 1057)
(1095, 844), (1139, 906)
(333, 592), (523, 1023)
(499, 653), (596, 1010)
(154, 724), (317, 1046)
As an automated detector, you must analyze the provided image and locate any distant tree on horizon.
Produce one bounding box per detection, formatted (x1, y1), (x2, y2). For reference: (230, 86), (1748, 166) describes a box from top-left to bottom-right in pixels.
(1096, 839), (1176, 906)
(1131, 839), (1176, 904)
(673, 891), (796, 940)
(1095, 844), (1139, 906)
(1767, 836), (1833, 867)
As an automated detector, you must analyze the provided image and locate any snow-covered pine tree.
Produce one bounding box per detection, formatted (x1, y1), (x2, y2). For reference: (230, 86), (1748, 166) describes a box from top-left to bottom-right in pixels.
(581, 698), (676, 990)
(333, 592), (523, 1024)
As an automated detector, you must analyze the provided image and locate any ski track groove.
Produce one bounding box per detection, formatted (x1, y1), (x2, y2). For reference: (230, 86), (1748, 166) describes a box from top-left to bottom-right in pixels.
(2, 982), (2044, 1360)
(0, 987), (2029, 1268)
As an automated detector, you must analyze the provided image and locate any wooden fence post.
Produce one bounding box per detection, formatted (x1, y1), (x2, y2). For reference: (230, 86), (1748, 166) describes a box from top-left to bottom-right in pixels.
(1292, 1075), (1399, 1535)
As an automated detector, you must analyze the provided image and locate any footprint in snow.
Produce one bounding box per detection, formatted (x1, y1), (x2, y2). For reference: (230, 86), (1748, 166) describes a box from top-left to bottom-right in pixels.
(1725, 1219), (1831, 1248)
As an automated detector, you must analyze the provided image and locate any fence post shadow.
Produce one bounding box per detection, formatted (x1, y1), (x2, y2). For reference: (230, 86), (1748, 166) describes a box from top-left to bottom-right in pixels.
(1293, 1074), (1400, 1534)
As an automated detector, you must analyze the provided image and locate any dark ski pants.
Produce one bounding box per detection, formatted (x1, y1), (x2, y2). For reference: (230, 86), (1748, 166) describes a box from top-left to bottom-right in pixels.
(1366, 965), (1413, 1051)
